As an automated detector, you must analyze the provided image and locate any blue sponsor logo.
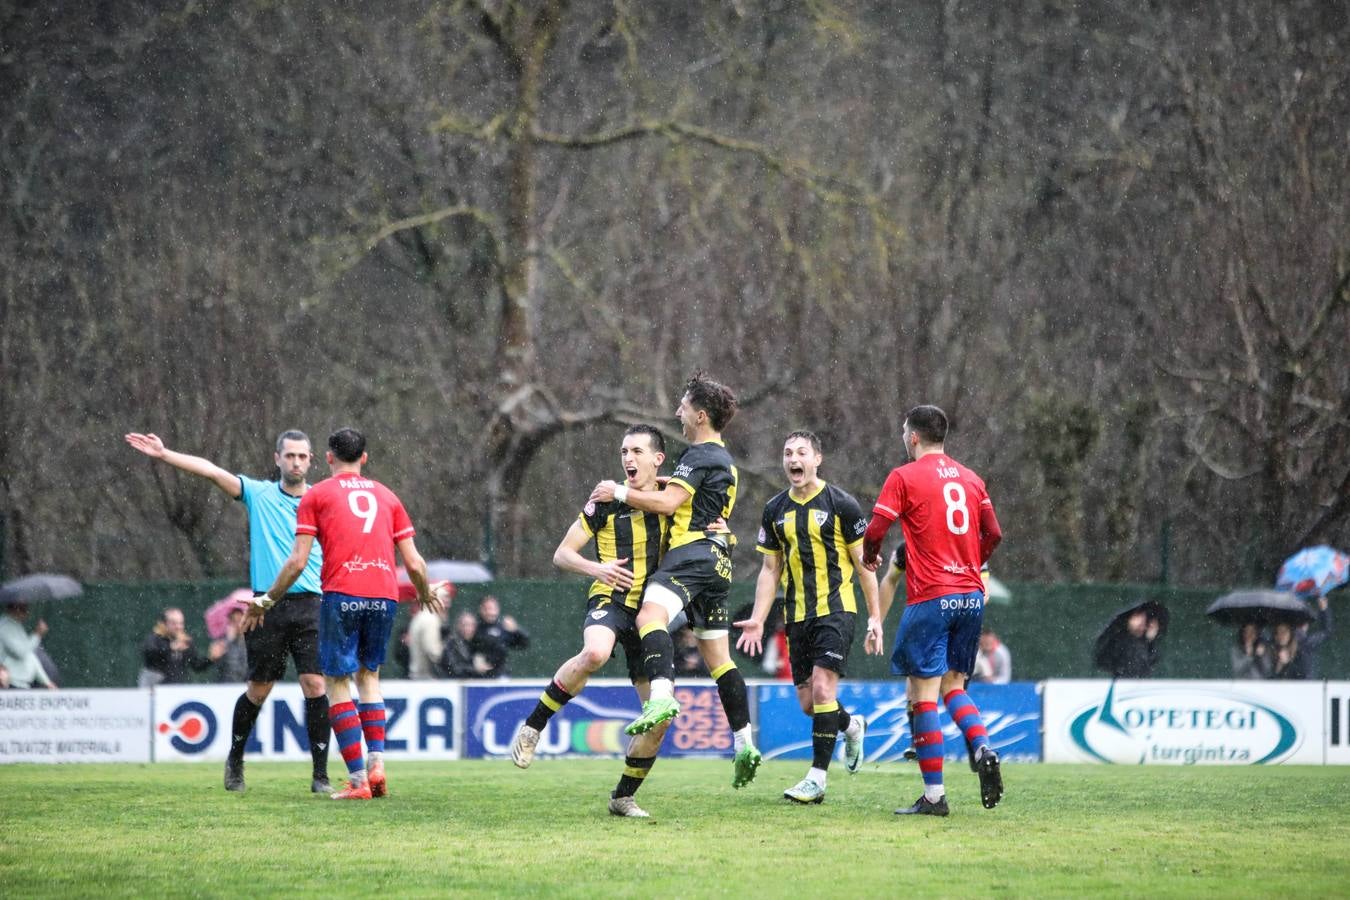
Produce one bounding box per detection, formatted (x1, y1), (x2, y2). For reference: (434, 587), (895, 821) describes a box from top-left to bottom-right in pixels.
(158, 701), (217, 754)
(756, 681), (1041, 764)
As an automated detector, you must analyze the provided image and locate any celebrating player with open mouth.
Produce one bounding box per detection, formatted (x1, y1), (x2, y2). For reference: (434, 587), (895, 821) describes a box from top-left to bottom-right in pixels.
(736, 430), (883, 804)
(589, 372), (762, 789)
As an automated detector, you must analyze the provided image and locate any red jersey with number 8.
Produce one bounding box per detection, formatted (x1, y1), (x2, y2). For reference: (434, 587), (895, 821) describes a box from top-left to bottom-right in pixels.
(872, 455), (993, 605)
(296, 474), (415, 600)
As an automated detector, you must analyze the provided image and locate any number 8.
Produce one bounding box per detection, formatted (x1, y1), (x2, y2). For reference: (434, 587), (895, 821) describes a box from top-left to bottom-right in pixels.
(348, 490), (379, 533)
(943, 483), (969, 535)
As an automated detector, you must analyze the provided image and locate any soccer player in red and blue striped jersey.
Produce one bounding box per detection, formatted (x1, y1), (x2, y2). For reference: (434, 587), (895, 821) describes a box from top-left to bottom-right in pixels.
(863, 405), (1003, 816)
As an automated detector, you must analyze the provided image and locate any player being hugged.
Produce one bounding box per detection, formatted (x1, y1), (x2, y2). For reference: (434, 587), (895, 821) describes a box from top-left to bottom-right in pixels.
(736, 430), (884, 805)
(862, 405), (1003, 817)
(589, 372), (763, 789)
(244, 427), (446, 801)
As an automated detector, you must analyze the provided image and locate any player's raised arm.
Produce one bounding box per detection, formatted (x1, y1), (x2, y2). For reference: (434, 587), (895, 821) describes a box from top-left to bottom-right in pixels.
(589, 479), (689, 517)
(125, 432), (243, 499)
(553, 518), (634, 589)
(735, 550), (783, 656)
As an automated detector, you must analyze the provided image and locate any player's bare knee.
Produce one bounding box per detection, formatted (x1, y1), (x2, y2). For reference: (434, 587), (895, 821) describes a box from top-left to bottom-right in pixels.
(246, 681), (274, 705)
(298, 674), (325, 698)
(578, 646), (609, 671)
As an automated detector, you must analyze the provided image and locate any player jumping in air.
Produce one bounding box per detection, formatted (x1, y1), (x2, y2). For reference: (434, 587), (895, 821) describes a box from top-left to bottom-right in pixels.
(125, 430), (332, 795)
(244, 427), (445, 800)
(736, 430), (884, 804)
(510, 424), (674, 817)
(589, 372), (762, 788)
(862, 405), (1003, 816)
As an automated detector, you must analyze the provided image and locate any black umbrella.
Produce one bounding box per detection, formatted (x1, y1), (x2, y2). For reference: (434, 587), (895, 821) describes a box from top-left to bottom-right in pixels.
(1093, 600), (1169, 671)
(0, 574), (83, 606)
(1205, 590), (1314, 628)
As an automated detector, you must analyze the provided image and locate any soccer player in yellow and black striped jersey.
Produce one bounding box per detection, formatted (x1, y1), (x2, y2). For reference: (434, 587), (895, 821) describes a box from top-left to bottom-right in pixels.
(509, 424), (674, 817)
(588, 372), (763, 791)
(735, 430), (883, 805)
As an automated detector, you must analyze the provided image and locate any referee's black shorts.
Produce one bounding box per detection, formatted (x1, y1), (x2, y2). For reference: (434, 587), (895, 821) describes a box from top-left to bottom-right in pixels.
(245, 592), (321, 683)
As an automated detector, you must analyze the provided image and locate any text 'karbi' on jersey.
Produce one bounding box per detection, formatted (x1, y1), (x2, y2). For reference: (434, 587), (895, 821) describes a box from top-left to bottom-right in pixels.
(872, 455), (992, 605)
(579, 499), (668, 609)
(757, 483), (868, 623)
(296, 475), (414, 601)
(667, 440), (738, 549)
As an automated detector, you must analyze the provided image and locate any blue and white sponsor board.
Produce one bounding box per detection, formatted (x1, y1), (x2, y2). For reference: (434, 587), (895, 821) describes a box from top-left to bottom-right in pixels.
(755, 681), (1042, 764)
(1042, 679), (1324, 765)
(0, 689), (152, 763)
(463, 680), (733, 759)
(153, 681), (459, 762)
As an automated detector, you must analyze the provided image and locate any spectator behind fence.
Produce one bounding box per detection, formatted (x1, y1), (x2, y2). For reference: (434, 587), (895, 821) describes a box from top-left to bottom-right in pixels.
(0, 601), (56, 689)
(1230, 623), (1270, 679)
(971, 629), (1011, 684)
(674, 627), (708, 677)
(138, 607), (222, 687)
(1269, 622), (1309, 680)
(1098, 609), (1161, 678)
(476, 595), (530, 678)
(214, 608), (249, 683)
(408, 596), (452, 680)
(1294, 595), (1334, 680)
(442, 611), (493, 678)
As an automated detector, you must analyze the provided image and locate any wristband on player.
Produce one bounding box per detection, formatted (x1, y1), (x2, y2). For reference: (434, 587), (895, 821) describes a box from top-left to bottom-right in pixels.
(614, 483), (629, 504)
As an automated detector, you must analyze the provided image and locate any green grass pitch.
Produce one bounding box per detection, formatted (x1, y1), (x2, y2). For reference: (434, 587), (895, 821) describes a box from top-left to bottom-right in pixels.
(2, 759), (1347, 898)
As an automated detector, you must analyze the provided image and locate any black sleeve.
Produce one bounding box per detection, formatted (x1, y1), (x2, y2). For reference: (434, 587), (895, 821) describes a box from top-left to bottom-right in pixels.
(835, 489), (869, 546)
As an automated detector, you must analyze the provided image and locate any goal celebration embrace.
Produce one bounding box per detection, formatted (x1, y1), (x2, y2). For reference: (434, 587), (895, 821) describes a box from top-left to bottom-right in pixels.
(123, 372), (1005, 819)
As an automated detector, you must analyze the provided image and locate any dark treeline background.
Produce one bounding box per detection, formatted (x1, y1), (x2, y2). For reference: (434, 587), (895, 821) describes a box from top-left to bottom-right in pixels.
(2, 1), (1347, 588)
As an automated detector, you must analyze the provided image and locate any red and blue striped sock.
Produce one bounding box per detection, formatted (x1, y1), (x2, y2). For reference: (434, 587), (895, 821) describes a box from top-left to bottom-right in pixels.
(330, 700), (365, 776)
(913, 701), (944, 795)
(943, 689), (990, 756)
(358, 702), (386, 755)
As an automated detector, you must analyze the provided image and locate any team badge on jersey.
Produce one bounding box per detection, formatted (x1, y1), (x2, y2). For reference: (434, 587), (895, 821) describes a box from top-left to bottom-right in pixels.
(812, 510), (829, 527)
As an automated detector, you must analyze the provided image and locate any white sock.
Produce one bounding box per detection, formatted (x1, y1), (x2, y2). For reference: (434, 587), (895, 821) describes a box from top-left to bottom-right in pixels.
(733, 724), (754, 753)
(649, 678), (674, 701)
(807, 766), (828, 787)
(367, 751), (383, 765)
(351, 767), (367, 785)
(924, 784), (945, 803)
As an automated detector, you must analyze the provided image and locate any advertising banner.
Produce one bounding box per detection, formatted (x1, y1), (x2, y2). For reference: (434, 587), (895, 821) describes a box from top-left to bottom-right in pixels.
(463, 679), (732, 759)
(1043, 679), (1323, 765)
(0, 689), (152, 763)
(153, 681), (459, 762)
(755, 681), (1042, 764)
(1326, 682), (1350, 765)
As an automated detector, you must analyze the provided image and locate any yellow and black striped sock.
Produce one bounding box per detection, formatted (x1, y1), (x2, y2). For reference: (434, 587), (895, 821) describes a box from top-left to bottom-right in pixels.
(812, 700), (841, 770)
(614, 755), (657, 798)
(711, 662), (750, 732)
(525, 680), (574, 731)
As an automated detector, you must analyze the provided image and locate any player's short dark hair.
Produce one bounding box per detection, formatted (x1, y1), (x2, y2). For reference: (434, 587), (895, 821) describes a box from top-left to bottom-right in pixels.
(275, 430), (310, 452)
(624, 424), (665, 454)
(328, 427), (366, 463)
(683, 371), (737, 431)
(904, 405), (948, 445)
(784, 430), (822, 454)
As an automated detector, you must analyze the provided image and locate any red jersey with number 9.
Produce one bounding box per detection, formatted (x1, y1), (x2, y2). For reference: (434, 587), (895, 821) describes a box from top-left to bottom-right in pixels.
(872, 455), (993, 605)
(296, 474), (415, 600)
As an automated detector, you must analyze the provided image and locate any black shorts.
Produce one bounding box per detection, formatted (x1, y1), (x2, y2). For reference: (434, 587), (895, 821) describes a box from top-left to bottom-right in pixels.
(647, 541), (732, 633)
(582, 595), (644, 683)
(785, 611), (856, 684)
(246, 592), (321, 683)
